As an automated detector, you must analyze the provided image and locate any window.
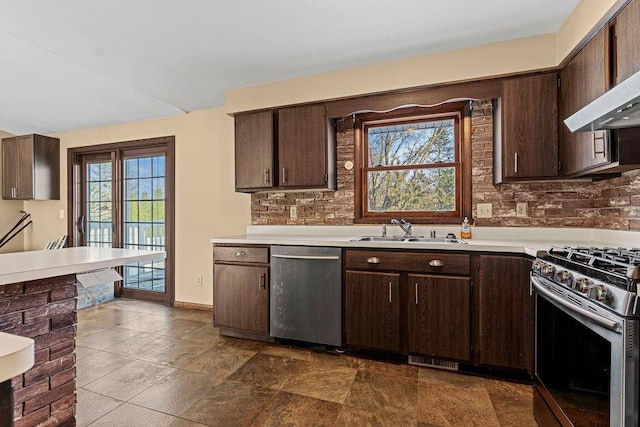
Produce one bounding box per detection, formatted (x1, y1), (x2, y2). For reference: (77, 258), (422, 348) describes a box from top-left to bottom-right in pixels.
(354, 102), (471, 223)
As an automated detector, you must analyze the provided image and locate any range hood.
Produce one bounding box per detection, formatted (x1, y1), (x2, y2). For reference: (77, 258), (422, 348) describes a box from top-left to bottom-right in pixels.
(564, 69), (640, 132)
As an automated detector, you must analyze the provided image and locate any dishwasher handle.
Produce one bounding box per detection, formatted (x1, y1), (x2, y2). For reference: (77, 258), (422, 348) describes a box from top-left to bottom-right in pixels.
(272, 254), (341, 261)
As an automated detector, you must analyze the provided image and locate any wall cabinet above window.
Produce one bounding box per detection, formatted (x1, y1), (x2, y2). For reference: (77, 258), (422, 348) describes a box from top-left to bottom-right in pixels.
(2, 134), (60, 200)
(234, 104), (336, 193)
(494, 73), (559, 184)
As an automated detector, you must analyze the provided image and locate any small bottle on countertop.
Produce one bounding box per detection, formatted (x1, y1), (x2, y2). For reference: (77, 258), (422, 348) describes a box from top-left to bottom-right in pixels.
(461, 217), (471, 239)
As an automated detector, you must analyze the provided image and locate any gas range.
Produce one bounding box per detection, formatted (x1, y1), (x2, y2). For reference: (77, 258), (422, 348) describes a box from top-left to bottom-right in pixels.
(533, 246), (640, 318)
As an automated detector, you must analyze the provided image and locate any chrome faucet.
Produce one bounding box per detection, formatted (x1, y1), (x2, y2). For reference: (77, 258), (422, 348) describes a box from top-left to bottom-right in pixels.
(391, 218), (412, 236)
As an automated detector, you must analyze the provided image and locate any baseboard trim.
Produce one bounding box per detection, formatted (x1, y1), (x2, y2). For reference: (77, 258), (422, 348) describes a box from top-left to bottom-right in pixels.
(174, 301), (213, 311)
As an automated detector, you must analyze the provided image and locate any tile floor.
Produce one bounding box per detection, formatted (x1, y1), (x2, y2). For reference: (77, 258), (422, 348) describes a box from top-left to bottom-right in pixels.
(75, 299), (537, 426)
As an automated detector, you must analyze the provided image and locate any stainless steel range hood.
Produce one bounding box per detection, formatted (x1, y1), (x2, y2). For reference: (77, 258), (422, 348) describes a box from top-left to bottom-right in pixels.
(564, 69), (640, 132)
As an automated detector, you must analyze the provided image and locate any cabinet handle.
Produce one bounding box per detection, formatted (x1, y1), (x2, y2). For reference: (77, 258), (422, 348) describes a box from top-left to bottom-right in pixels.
(514, 153), (519, 174)
(264, 168), (270, 184)
(259, 273), (266, 290)
(235, 251), (247, 257)
(366, 257), (381, 265)
(428, 259), (444, 268)
(593, 132), (606, 159)
(282, 167), (287, 184)
(12, 187), (16, 198)
(388, 282), (392, 303)
(415, 283), (419, 304)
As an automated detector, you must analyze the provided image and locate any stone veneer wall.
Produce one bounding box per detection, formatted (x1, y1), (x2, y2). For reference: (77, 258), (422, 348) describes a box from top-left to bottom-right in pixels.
(1, 275), (77, 426)
(251, 101), (640, 231)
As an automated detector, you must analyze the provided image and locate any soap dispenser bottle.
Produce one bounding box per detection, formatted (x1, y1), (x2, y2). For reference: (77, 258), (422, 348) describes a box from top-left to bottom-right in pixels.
(461, 217), (471, 239)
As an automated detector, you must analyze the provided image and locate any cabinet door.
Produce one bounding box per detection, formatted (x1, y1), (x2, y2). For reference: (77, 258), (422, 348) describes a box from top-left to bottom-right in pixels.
(560, 27), (610, 176)
(214, 264), (269, 333)
(278, 104), (328, 188)
(501, 73), (558, 180)
(1, 137), (18, 199)
(478, 255), (533, 374)
(408, 274), (471, 361)
(234, 111), (275, 191)
(2, 135), (35, 200)
(15, 135), (35, 199)
(345, 270), (400, 352)
(614, 0), (640, 85)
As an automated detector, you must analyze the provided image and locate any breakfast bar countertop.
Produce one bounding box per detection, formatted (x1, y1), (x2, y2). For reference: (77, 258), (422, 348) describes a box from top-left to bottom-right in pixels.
(0, 247), (166, 286)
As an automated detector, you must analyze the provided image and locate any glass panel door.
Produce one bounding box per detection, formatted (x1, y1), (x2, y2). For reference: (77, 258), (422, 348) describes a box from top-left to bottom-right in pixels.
(122, 154), (166, 293)
(82, 154), (114, 248)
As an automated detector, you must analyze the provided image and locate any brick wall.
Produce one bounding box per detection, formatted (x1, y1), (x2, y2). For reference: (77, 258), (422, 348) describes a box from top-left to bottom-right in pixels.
(251, 101), (640, 231)
(0, 275), (77, 426)
(470, 100), (640, 230)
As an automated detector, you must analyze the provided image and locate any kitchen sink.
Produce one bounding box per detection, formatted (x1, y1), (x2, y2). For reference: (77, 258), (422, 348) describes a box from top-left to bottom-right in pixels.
(404, 237), (468, 244)
(351, 236), (407, 242)
(351, 236), (467, 244)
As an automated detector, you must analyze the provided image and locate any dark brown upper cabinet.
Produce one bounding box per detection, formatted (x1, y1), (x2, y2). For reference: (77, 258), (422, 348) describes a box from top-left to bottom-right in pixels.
(2, 134), (60, 200)
(278, 104), (336, 190)
(494, 72), (559, 184)
(559, 26), (610, 177)
(612, 0), (640, 86)
(234, 111), (275, 191)
(234, 104), (336, 193)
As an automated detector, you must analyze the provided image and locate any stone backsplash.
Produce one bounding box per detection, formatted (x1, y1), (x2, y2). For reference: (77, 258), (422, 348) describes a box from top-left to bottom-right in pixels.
(251, 101), (640, 231)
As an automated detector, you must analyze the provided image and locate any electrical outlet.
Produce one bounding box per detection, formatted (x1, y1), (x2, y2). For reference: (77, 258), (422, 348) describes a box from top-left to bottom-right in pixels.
(290, 206), (297, 218)
(196, 275), (202, 286)
(59, 209), (65, 219)
(477, 203), (492, 218)
(516, 202), (528, 217)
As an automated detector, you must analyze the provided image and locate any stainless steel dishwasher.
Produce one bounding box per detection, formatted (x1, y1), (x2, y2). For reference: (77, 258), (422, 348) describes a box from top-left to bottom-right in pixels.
(270, 245), (342, 347)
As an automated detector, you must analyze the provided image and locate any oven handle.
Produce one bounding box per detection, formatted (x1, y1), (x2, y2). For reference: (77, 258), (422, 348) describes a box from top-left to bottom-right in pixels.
(532, 276), (622, 333)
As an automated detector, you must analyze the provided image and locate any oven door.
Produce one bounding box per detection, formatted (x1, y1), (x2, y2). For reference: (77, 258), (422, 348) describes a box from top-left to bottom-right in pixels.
(532, 275), (638, 427)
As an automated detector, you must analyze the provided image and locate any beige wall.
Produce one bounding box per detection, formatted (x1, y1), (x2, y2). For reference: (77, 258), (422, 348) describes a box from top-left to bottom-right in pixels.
(21, 107), (250, 305)
(225, 0), (619, 114)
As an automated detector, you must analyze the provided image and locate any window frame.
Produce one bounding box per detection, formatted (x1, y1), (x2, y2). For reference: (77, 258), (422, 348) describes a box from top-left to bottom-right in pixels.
(354, 102), (472, 224)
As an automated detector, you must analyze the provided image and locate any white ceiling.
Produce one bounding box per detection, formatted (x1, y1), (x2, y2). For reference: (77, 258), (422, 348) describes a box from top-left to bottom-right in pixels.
(0, 0), (581, 135)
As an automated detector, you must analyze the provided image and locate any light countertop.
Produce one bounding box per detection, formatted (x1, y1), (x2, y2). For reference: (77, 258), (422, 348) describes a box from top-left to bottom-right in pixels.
(0, 332), (34, 382)
(211, 225), (640, 256)
(0, 247), (166, 286)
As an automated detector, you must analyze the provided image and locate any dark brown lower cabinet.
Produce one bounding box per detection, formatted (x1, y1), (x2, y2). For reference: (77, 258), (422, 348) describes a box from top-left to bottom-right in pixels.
(408, 274), (471, 361)
(477, 255), (533, 374)
(345, 270), (401, 352)
(214, 262), (269, 334)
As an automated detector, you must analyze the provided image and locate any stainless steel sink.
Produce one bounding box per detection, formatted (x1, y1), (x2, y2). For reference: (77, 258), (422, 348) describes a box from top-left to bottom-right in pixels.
(404, 237), (467, 244)
(351, 236), (407, 242)
(351, 236), (467, 244)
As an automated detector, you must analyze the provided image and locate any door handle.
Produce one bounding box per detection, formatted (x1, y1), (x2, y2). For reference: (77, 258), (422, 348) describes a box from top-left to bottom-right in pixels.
(514, 153), (519, 174)
(388, 282), (392, 303)
(415, 283), (419, 304)
(259, 273), (266, 290)
(77, 216), (86, 234)
(282, 167), (287, 184)
(264, 168), (270, 185)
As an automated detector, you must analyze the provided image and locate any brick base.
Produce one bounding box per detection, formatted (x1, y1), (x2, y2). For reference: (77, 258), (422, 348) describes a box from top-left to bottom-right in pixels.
(0, 274), (77, 427)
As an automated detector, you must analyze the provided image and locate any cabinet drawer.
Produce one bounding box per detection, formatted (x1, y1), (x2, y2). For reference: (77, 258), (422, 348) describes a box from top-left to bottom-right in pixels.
(214, 246), (269, 264)
(345, 250), (470, 275)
